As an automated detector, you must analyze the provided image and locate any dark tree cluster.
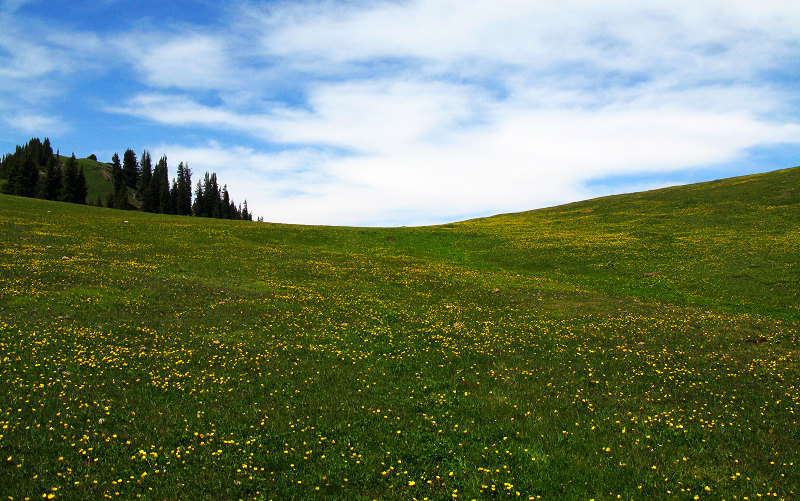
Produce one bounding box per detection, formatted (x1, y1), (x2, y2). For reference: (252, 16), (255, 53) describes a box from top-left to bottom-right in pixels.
(1, 138), (255, 221)
(192, 172), (251, 220)
(0, 138), (86, 204)
(109, 147), (252, 220)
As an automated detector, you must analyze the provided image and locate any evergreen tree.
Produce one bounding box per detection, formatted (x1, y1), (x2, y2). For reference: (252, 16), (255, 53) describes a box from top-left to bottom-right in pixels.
(122, 149), (138, 190)
(3, 154), (40, 197)
(176, 162), (192, 216)
(138, 150), (154, 211)
(192, 179), (204, 216)
(204, 172), (221, 218)
(242, 200), (251, 221)
(152, 155), (170, 213)
(113, 184), (128, 210)
(0, 137), (58, 198)
(221, 185), (231, 219)
(111, 153), (124, 194)
(42, 156), (62, 200)
(167, 179), (178, 214)
(23, 154), (41, 197)
(1, 155), (18, 194)
(75, 166), (88, 204)
(25, 138), (44, 167)
(0, 153), (10, 179)
(60, 154), (80, 203)
(39, 138), (53, 166)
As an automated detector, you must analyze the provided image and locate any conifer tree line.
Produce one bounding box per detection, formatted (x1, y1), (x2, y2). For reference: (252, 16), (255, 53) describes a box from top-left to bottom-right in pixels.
(0, 137), (253, 221)
(0, 138), (87, 204)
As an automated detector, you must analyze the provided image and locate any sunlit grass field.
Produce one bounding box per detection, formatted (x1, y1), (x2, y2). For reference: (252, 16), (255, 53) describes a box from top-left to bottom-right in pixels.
(1, 167), (798, 500)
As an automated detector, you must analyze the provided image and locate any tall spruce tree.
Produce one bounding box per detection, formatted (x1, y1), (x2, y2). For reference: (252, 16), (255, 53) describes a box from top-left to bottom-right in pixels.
(152, 155), (170, 213)
(4, 154), (40, 197)
(60, 154), (80, 203)
(138, 150), (154, 211)
(1, 155), (19, 194)
(113, 184), (128, 210)
(0, 153), (10, 179)
(167, 178), (178, 214)
(39, 138), (53, 166)
(42, 156), (62, 200)
(221, 185), (232, 219)
(111, 153), (124, 194)
(206, 172), (221, 218)
(74, 166), (88, 205)
(176, 162), (192, 216)
(192, 179), (204, 216)
(122, 149), (138, 190)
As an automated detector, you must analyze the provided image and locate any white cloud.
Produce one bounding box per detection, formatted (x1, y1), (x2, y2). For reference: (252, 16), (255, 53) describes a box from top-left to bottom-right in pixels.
(117, 33), (236, 90)
(1, 111), (66, 136)
(256, 0), (800, 81)
(273, 79), (485, 153)
(144, 96), (798, 227)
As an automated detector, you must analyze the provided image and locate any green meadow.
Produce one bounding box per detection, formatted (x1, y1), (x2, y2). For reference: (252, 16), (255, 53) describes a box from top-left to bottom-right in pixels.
(1, 167), (798, 500)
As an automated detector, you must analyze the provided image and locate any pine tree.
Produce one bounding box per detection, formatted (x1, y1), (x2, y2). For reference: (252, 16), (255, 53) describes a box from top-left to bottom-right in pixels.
(60, 154), (79, 203)
(122, 149), (138, 190)
(138, 150), (154, 211)
(3, 154), (40, 197)
(0, 153), (11, 179)
(192, 179), (203, 216)
(205, 172), (221, 218)
(39, 138), (53, 166)
(75, 166), (88, 204)
(111, 153), (124, 194)
(167, 178), (178, 214)
(176, 162), (192, 216)
(152, 155), (170, 213)
(113, 184), (128, 210)
(42, 156), (62, 200)
(25, 138), (43, 168)
(1, 156), (18, 194)
(221, 185), (231, 219)
(3, 153), (22, 195)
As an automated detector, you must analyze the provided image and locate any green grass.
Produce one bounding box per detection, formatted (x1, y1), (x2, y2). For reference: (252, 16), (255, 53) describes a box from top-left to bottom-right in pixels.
(54, 155), (114, 204)
(76, 157), (113, 204)
(1, 167), (798, 500)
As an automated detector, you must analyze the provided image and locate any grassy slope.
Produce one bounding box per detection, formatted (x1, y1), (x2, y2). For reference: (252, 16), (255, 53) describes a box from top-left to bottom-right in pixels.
(76, 157), (113, 204)
(402, 166), (800, 319)
(54, 155), (114, 204)
(0, 167), (798, 500)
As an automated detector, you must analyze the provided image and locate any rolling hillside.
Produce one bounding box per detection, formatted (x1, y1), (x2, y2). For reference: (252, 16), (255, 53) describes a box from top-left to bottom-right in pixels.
(49, 154), (114, 204)
(0, 167), (798, 500)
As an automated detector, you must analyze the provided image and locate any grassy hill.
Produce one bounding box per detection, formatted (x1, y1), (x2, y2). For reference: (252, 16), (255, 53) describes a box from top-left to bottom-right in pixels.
(55, 155), (114, 204)
(0, 167), (798, 500)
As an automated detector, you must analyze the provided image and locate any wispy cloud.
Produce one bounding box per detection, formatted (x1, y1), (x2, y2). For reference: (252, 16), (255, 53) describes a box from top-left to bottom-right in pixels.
(1, 111), (66, 136)
(116, 33), (236, 90)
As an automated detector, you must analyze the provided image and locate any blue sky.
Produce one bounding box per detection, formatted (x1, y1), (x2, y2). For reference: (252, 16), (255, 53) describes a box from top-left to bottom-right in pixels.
(2, 0), (799, 226)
